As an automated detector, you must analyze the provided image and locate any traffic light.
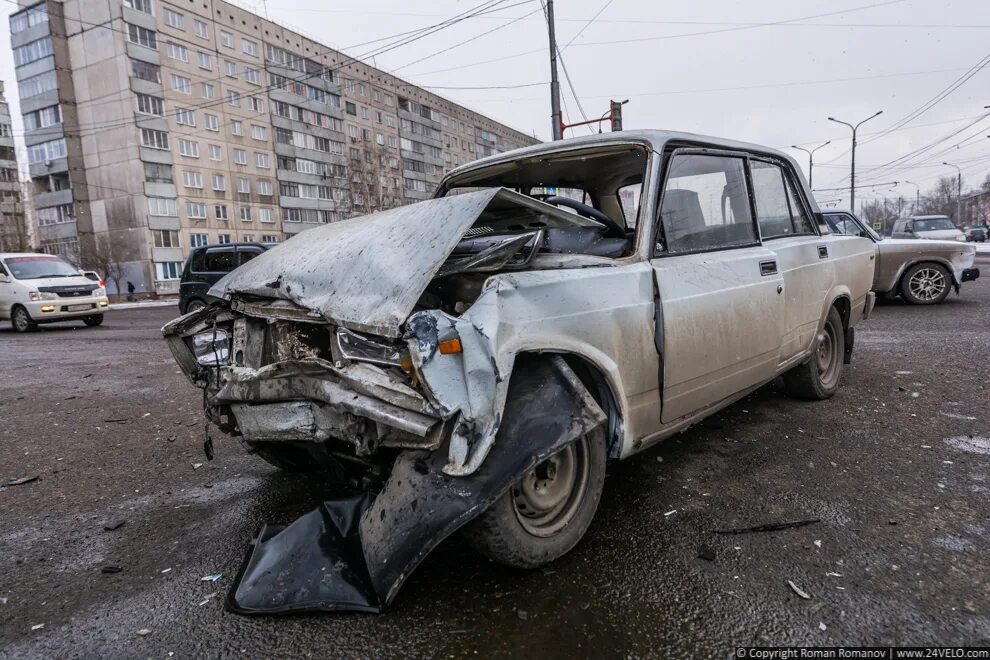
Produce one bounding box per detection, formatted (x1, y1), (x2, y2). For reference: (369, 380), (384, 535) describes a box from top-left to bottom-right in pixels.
(610, 100), (623, 132)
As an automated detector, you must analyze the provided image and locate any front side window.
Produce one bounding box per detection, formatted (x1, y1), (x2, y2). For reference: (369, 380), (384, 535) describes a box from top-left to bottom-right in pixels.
(657, 153), (755, 254)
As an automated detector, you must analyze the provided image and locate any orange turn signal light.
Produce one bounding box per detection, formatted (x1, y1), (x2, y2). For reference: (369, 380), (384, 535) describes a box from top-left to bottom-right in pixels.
(438, 337), (462, 355)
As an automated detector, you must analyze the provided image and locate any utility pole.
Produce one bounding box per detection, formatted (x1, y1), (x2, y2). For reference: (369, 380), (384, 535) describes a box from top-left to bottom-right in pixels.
(790, 140), (831, 190)
(943, 161), (962, 225)
(903, 180), (920, 214)
(546, 0), (562, 140)
(828, 111), (883, 212)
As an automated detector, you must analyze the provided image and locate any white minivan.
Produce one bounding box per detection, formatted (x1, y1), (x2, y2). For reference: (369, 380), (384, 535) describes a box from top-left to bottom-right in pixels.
(0, 252), (110, 332)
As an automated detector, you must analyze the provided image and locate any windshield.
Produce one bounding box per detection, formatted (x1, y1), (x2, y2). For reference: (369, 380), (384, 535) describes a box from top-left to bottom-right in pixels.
(3, 255), (81, 280)
(914, 217), (956, 232)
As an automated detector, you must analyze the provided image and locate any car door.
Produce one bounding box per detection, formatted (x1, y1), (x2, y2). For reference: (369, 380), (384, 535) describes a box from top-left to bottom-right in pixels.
(650, 149), (785, 423)
(750, 159), (833, 363)
(0, 262), (12, 319)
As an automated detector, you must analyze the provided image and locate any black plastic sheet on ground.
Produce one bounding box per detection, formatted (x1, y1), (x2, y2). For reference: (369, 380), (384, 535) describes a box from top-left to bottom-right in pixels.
(227, 356), (606, 614)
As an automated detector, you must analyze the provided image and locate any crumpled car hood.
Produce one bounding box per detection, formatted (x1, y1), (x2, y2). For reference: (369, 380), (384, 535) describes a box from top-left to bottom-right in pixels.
(209, 189), (503, 337)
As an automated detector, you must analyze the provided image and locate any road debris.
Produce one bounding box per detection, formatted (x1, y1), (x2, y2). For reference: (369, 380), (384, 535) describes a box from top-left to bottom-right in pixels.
(31, 623), (44, 631)
(5, 476), (39, 487)
(819, 622), (827, 631)
(787, 580), (811, 600)
(517, 609), (528, 621)
(192, 463), (203, 470)
(664, 509), (678, 517)
(137, 628), (151, 636)
(102, 418), (129, 423)
(101, 566), (123, 574)
(198, 592), (220, 606)
(697, 546), (716, 561)
(103, 520), (126, 531)
(200, 573), (222, 582)
(715, 519), (820, 535)
(161, 568), (172, 574)
(826, 572), (843, 577)
(814, 540), (822, 548)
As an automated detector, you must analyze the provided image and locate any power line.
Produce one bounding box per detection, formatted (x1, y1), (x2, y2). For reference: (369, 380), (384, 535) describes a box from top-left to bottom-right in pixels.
(561, 0), (614, 49)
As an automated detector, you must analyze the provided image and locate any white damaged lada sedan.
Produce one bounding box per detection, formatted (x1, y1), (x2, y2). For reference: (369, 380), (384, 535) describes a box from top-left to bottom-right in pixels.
(164, 131), (876, 613)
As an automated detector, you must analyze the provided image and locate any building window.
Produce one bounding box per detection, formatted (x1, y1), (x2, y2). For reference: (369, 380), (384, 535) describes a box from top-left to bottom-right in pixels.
(144, 162), (172, 183)
(230, 120), (243, 136)
(153, 229), (180, 248)
(177, 138), (199, 157)
(220, 30), (233, 48)
(233, 149), (247, 165)
(189, 233), (208, 247)
(347, 125), (357, 138)
(187, 201), (207, 219)
(201, 83), (215, 99)
(208, 144), (223, 161)
(358, 83), (366, 97)
(124, 0), (153, 13)
(360, 106), (369, 120)
(224, 60), (237, 78)
(239, 206), (252, 221)
(236, 178), (250, 194)
(212, 173), (225, 190)
(204, 114), (219, 131)
(182, 170), (203, 188)
(261, 234), (277, 243)
(243, 234), (254, 242)
(156, 262), (182, 280)
(127, 24), (158, 49)
(245, 68), (261, 85)
(36, 204), (75, 226)
(193, 19), (209, 39)
(197, 51), (213, 70)
(255, 153), (270, 169)
(175, 107), (196, 126)
(11, 5), (49, 34)
(135, 93), (164, 116)
(13, 37), (53, 67)
(387, 135), (397, 149)
(163, 8), (183, 28)
(171, 74), (192, 94)
(345, 101), (356, 116)
(251, 125), (266, 140)
(376, 132), (385, 146)
(215, 204), (228, 220)
(140, 129), (169, 150)
(257, 180), (273, 196)
(166, 42), (188, 62)
(131, 59), (161, 83)
(227, 90), (240, 106)
(218, 234), (231, 244)
(148, 197), (177, 216)
(248, 97), (264, 112)
(242, 39), (258, 56)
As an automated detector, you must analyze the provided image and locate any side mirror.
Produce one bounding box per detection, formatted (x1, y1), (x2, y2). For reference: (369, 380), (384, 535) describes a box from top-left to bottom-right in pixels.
(904, 226), (913, 233)
(0, 273), (9, 283)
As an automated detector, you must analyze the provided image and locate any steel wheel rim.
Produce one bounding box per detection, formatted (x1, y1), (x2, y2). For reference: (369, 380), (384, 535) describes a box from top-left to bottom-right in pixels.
(512, 435), (591, 538)
(816, 323), (840, 388)
(909, 268), (946, 301)
(13, 309), (29, 331)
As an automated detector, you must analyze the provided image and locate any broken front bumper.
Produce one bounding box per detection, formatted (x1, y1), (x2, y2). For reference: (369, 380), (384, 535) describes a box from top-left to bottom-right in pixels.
(961, 267), (980, 283)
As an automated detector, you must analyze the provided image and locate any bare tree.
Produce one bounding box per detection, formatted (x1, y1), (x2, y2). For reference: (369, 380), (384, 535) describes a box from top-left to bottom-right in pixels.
(981, 173), (990, 194)
(860, 198), (901, 233)
(918, 176), (958, 217)
(346, 142), (403, 217)
(81, 234), (124, 296)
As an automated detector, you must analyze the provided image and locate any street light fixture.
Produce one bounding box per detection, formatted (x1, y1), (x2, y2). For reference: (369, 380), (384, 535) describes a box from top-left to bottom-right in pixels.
(902, 180), (921, 214)
(827, 110), (883, 212)
(942, 161), (963, 225)
(790, 140), (831, 190)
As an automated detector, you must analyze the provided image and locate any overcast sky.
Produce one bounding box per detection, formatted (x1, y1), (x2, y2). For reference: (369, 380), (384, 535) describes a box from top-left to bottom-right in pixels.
(2, 0), (989, 209)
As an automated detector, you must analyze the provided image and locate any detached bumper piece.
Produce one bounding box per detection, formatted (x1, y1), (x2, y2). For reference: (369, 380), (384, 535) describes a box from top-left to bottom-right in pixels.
(961, 267), (980, 283)
(226, 357), (606, 615)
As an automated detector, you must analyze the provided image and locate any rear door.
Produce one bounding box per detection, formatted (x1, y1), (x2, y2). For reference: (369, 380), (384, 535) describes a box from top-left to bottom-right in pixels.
(750, 159), (832, 363)
(651, 149), (785, 423)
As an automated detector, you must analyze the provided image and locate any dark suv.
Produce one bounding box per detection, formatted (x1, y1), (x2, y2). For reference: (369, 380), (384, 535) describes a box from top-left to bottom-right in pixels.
(178, 243), (268, 314)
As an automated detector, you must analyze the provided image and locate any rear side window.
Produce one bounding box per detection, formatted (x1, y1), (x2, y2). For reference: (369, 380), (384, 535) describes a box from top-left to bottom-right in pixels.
(657, 154), (755, 254)
(751, 161), (816, 238)
(203, 249), (237, 272)
(239, 249), (262, 266)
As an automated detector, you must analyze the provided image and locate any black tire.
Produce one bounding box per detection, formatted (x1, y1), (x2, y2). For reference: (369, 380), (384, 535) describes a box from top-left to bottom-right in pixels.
(251, 443), (320, 472)
(83, 314), (104, 327)
(463, 426), (607, 569)
(11, 306), (36, 333)
(782, 306), (845, 400)
(185, 298), (206, 313)
(900, 262), (951, 305)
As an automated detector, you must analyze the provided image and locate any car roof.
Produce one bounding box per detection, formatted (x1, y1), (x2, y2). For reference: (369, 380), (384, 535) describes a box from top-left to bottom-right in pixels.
(190, 242), (268, 252)
(0, 252), (65, 260)
(908, 215), (950, 220)
(441, 129), (803, 185)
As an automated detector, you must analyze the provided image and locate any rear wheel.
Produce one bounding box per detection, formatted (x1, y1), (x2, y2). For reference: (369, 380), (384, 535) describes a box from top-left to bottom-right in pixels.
(463, 426), (606, 569)
(11, 306), (36, 333)
(184, 298), (206, 313)
(782, 306), (845, 400)
(83, 314), (104, 327)
(901, 262), (951, 305)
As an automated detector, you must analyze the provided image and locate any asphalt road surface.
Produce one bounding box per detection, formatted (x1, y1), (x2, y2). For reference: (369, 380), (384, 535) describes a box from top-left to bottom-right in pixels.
(2, 259), (988, 659)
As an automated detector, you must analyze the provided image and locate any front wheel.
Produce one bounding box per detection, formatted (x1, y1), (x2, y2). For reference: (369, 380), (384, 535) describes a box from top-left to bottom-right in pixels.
(185, 298), (206, 313)
(463, 426), (606, 569)
(11, 306), (36, 333)
(83, 314), (104, 327)
(901, 262), (951, 305)
(782, 306), (845, 400)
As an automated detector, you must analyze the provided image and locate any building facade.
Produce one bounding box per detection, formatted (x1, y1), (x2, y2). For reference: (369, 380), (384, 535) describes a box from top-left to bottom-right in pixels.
(0, 81), (29, 252)
(10, 0), (538, 295)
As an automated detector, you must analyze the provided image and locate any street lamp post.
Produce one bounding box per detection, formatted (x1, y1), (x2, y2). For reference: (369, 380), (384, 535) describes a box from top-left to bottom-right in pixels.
(902, 180), (921, 214)
(942, 161), (962, 225)
(828, 111), (883, 212)
(790, 140), (831, 190)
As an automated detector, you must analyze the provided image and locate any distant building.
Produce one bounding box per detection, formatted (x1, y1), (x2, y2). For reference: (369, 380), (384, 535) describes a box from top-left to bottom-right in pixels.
(0, 81), (29, 252)
(9, 0), (538, 294)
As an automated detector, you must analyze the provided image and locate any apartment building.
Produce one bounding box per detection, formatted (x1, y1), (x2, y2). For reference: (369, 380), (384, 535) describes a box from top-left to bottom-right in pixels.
(0, 81), (29, 252)
(9, 0), (537, 295)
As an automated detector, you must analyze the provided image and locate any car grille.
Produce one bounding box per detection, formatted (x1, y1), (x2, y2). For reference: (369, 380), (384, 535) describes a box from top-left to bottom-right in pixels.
(37, 284), (99, 298)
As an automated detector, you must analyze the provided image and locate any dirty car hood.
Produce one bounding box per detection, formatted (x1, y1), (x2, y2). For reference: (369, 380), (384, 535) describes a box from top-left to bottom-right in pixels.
(209, 189), (503, 337)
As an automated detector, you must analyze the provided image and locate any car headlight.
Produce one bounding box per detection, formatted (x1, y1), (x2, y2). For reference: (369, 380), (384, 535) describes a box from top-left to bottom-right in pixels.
(956, 235), (966, 242)
(191, 329), (230, 366)
(94, 286), (106, 297)
(29, 291), (58, 301)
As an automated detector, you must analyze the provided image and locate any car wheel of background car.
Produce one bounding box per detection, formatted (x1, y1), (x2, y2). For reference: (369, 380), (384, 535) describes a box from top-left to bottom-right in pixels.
(463, 425), (606, 569)
(185, 299), (206, 313)
(901, 262), (951, 305)
(83, 314), (104, 327)
(782, 306), (845, 400)
(11, 306), (37, 333)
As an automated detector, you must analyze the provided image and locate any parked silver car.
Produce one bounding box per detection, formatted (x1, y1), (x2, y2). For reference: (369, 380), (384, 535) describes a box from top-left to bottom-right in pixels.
(890, 215), (966, 242)
(824, 211), (979, 304)
(164, 131), (876, 612)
